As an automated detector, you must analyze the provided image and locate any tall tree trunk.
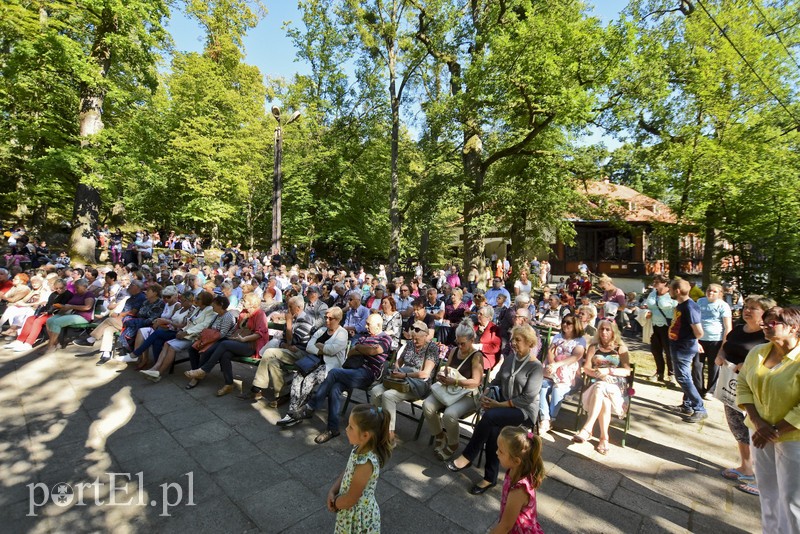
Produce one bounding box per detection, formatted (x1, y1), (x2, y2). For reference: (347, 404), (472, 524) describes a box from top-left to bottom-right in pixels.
(461, 128), (485, 272)
(702, 206), (715, 287)
(419, 225), (430, 272)
(509, 210), (527, 276)
(388, 45), (401, 274)
(71, 9), (115, 263)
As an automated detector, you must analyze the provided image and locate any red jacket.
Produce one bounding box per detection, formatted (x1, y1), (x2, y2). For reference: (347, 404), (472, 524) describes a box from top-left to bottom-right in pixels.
(476, 321), (501, 369)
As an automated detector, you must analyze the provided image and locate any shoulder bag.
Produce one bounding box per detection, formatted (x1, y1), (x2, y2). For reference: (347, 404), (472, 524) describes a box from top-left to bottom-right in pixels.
(430, 349), (479, 406)
(192, 315), (221, 352)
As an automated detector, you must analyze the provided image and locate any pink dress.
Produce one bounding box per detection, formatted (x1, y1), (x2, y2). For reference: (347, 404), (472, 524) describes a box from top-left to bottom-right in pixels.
(499, 472), (544, 534)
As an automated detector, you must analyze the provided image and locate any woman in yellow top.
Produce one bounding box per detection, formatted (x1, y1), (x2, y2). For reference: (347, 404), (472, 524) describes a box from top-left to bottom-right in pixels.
(736, 306), (800, 534)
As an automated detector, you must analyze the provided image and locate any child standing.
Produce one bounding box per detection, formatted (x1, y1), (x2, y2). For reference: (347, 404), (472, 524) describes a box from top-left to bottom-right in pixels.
(492, 426), (546, 534)
(327, 405), (392, 533)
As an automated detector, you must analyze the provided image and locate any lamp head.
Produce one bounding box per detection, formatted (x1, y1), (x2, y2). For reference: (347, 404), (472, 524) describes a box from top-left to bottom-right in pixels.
(271, 106), (281, 120)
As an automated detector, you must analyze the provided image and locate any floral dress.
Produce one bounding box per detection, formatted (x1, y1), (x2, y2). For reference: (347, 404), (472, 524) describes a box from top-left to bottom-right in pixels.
(499, 472), (544, 534)
(583, 346), (629, 417)
(335, 447), (381, 534)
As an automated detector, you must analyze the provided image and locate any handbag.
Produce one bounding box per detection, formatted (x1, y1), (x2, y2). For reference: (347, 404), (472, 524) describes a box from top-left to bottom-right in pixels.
(192, 328), (221, 352)
(430, 350), (478, 406)
(294, 353), (322, 376)
(714, 362), (740, 410)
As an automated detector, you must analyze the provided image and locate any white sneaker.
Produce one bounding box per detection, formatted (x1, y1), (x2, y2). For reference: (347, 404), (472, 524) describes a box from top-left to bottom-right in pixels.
(140, 369), (161, 382)
(3, 341), (21, 349)
(117, 354), (139, 363)
(14, 343), (32, 352)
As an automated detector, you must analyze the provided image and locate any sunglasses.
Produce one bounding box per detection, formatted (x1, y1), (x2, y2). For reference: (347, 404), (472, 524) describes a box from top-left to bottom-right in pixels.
(411, 326), (428, 333)
(760, 321), (784, 329)
(325, 316), (336, 320)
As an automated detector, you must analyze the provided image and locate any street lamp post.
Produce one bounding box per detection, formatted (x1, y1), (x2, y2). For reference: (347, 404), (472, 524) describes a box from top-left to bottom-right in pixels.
(270, 106), (300, 256)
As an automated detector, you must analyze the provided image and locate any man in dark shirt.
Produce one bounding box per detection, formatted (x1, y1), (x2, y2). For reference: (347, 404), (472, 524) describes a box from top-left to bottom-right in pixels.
(297, 314), (391, 444)
(668, 279), (706, 422)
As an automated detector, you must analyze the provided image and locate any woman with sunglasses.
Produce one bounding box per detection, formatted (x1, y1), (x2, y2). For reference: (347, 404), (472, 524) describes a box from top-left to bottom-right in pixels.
(276, 306), (348, 427)
(539, 314), (586, 434)
(736, 306), (800, 532)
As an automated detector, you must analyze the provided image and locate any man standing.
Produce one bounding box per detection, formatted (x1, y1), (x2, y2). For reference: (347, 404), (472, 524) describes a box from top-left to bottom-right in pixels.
(668, 279), (707, 423)
(296, 314), (391, 443)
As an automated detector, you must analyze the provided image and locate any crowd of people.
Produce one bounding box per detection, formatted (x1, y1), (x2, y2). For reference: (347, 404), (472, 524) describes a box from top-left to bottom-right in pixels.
(0, 228), (797, 533)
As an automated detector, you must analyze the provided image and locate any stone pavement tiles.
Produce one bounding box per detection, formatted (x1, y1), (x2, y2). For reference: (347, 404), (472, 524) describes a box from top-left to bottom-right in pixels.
(0, 342), (762, 533)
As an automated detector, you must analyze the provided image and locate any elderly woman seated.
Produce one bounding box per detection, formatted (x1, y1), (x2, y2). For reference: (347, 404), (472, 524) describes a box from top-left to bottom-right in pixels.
(539, 314), (586, 434)
(446, 323), (544, 494)
(379, 295), (402, 351)
(371, 320), (440, 443)
(44, 278), (95, 353)
(275, 306), (349, 427)
(132, 289), (196, 370)
(423, 319), (485, 460)
(185, 293), (269, 396)
(572, 319), (631, 455)
(140, 291), (216, 382)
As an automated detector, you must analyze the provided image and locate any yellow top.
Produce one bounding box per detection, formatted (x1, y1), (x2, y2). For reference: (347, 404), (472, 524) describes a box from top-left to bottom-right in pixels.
(737, 341), (800, 442)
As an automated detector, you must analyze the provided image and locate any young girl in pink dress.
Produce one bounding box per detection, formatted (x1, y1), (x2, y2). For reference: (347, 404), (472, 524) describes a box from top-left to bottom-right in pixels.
(492, 425), (546, 534)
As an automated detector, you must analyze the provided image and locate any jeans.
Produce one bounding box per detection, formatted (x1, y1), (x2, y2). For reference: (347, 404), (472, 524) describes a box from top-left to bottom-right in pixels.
(308, 367), (373, 432)
(461, 407), (526, 484)
(133, 328), (176, 359)
(670, 340), (705, 414)
(121, 317), (150, 350)
(200, 340), (256, 385)
(539, 379), (572, 421)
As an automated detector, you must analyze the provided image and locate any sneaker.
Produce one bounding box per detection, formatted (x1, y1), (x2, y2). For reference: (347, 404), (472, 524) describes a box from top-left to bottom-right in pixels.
(684, 411), (708, 423)
(140, 369), (161, 382)
(276, 414), (301, 427)
(3, 341), (21, 349)
(73, 338), (95, 347)
(14, 343), (33, 352)
(116, 354), (139, 363)
(668, 404), (694, 416)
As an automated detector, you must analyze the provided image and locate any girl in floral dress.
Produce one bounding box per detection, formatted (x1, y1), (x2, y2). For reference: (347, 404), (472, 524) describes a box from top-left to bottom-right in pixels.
(327, 405), (392, 533)
(492, 425), (546, 533)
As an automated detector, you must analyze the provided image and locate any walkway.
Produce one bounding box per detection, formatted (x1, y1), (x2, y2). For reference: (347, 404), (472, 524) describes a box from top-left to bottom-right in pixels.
(0, 339), (761, 533)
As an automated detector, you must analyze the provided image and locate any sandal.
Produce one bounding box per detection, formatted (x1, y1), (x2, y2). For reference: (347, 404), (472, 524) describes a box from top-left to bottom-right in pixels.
(721, 468), (754, 481)
(185, 379), (199, 390)
(736, 482), (760, 496)
(314, 430), (340, 444)
(595, 439), (610, 455)
(572, 429), (591, 444)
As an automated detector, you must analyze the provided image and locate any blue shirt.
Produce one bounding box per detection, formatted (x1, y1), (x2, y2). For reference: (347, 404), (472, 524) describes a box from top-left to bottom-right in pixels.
(123, 292), (146, 313)
(644, 290), (677, 327)
(344, 305), (370, 335)
(697, 297), (731, 341)
(669, 299), (702, 345)
(485, 287), (511, 307)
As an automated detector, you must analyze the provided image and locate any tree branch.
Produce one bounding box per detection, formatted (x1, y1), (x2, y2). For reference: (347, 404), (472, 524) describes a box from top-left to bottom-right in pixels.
(481, 113), (556, 172)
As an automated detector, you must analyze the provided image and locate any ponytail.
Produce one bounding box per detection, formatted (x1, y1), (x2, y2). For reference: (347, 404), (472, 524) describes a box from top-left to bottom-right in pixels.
(499, 425), (545, 488)
(350, 405), (394, 467)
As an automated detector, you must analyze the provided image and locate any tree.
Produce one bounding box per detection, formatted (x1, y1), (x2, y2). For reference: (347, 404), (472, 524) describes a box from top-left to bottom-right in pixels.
(411, 0), (618, 272)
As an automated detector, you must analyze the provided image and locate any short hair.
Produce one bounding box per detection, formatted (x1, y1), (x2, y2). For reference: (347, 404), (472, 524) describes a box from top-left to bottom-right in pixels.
(412, 297), (427, 309)
(196, 291), (214, 306)
(288, 295), (305, 310)
(516, 308), (531, 319)
(327, 306), (343, 322)
(763, 306), (800, 330)
(707, 283), (723, 293)
(578, 304), (598, 323)
(73, 278), (89, 288)
(105, 271), (118, 281)
(212, 295), (230, 309)
(515, 293), (531, 306)
(509, 324), (541, 354)
(670, 279), (690, 296)
(381, 295), (397, 312)
(242, 293), (261, 308)
(181, 290), (195, 300)
(146, 283), (163, 297)
(15, 273), (30, 284)
(455, 318), (476, 341)
(652, 274), (670, 285)
(451, 287), (463, 299)
(744, 294), (776, 312)
(478, 305), (494, 319)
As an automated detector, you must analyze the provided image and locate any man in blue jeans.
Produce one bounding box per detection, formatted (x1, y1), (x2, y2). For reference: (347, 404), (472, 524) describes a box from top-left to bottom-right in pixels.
(668, 279), (707, 423)
(298, 314), (391, 443)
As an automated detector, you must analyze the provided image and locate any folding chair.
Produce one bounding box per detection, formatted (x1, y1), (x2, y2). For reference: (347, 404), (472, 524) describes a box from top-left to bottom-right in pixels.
(574, 363), (636, 447)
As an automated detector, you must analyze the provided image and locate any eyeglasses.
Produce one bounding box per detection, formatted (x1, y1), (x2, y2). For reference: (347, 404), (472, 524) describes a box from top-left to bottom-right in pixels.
(411, 327), (427, 333)
(325, 316), (335, 320)
(760, 321), (784, 329)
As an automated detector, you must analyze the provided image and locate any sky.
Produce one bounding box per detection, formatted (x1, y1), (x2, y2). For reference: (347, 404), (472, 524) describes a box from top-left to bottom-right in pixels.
(165, 1), (630, 146)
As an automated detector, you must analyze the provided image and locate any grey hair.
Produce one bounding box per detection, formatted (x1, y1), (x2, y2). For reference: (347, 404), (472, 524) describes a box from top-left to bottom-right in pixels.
(289, 295), (305, 310)
(478, 305), (494, 320)
(73, 278), (90, 288)
(515, 293), (531, 306)
(455, 318), (476, 341)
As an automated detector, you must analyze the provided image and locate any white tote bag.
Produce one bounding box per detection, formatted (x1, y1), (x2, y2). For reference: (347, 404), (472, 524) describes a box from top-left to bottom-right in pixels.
(714, 362), (740, 410)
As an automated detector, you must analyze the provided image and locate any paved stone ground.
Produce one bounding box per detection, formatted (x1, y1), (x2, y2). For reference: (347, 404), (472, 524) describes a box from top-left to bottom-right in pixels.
(0, 336), (762, 534)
